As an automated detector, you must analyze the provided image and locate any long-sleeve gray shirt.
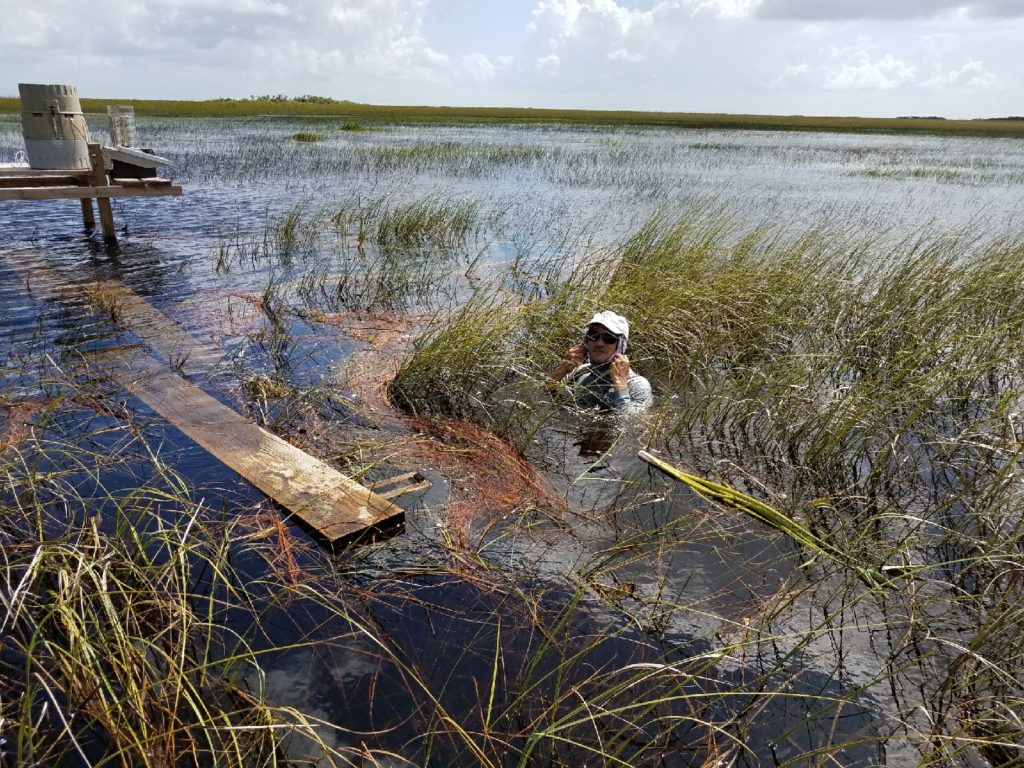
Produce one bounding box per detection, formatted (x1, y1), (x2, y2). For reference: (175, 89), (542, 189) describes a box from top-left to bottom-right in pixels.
(563, 364), (653, 416)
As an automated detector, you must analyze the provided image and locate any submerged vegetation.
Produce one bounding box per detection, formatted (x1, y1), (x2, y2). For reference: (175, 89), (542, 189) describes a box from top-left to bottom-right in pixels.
(2, 115), (1024, 766)
(388, 206), (1024, 764)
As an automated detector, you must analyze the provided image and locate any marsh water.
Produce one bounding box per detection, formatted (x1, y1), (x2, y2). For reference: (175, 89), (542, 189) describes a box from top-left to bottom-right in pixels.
(2, 114), (1024, 766)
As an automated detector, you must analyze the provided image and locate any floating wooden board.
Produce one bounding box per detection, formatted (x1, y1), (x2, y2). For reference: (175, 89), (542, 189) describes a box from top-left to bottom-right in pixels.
(368, 471), (432, 500)
(92, 351), (402, 542)
(78, 280), (226, 376)
(3, 250), (405, 543)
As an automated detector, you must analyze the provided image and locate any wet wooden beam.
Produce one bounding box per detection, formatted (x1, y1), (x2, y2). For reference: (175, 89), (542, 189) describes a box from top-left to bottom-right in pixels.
(4, 251), (405, 543)
(91, 351), (403, 542)
(87, 143), (116, 239)
(0, 175), (85, 187)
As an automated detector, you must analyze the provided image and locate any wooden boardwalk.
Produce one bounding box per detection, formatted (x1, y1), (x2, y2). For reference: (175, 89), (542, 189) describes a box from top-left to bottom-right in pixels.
(0, 143), (181, 238)
(4, 251), (407, 543)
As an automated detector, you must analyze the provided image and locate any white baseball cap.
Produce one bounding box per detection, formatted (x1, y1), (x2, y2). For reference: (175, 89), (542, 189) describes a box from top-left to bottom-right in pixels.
(584, 311), (629, 339)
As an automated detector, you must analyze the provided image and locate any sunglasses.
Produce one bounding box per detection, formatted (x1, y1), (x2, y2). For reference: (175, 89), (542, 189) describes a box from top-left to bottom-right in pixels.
(586, 331), (620, 344)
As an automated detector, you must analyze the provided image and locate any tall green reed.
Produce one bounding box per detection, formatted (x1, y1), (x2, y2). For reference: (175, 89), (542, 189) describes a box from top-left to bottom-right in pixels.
(389, 204), (1024, 759)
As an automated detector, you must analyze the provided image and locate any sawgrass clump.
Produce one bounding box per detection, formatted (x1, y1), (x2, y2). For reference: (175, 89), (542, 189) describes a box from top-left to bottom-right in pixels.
(390, 205), (1024, 760)
(0, 400), (874, 767)
(0, 423), (325, 765)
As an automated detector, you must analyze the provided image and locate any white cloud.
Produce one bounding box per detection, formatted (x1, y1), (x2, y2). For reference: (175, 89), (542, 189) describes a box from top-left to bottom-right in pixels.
(772, 48), (1001, 94)
(8, 8), (52, 46)
(689, 0), (761, 19)
(530, 0), (650, 45)
(3, 0), (488, 86)
(536, 53), (561, 74)
(770, 62), (811, 88)
(329, 6), (373, 25)
(923, 58), (1000, 89)
(461, 52), (496, 81)
(607, 48), (645, 62)
(1, 0), (1020, 116)
(823, 52), (918, 89)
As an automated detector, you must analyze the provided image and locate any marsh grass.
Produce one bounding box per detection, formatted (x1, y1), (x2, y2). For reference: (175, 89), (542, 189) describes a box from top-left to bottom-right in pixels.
(0, 410), (881, 767)
(390, 203), (1024, 761)
(6, 113), (1024, 764)
(3, 96), (1022, 138)
(1, 205), (907, 766)
(210, 194), (486, 317)
(0, 391), (330, 766)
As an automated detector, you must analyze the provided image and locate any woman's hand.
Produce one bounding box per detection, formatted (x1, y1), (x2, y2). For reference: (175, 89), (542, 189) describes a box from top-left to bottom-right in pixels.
(548, 343), (586, 383)
(563, 342), (586, 368)
(608, 354), (630, 390)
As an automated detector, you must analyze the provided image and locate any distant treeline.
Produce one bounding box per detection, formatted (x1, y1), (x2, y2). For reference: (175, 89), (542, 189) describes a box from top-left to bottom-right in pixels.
(1, 95), (1022, 138)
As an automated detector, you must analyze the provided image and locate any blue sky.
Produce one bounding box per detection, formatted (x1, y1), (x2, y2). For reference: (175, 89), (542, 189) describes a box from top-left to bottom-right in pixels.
(3, 0), (1022, 118)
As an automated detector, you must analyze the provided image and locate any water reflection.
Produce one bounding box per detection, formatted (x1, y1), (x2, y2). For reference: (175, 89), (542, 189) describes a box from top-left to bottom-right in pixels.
(4, 115), (1023, 765)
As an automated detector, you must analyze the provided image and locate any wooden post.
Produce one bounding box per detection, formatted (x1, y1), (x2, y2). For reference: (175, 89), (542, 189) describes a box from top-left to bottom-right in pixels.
(80, 198), (95, 229)
(87, 143), (116, 239)
(97, 198), (116, 239)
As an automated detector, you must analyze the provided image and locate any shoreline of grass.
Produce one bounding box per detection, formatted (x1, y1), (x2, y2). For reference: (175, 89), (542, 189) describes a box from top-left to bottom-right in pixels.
(2, 96), (1023, 138)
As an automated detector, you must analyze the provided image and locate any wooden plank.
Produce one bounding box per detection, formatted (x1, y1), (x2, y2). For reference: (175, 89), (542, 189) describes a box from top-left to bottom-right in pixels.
(0, 165), (90, 177)
(0, 175), (84, 188)
(7, 250), (224, 375)
(89, 142), (115, 238)
(81, 198), (96, 228)
(87, 143), (108, 187)
(377, 480), (432, 500)
(3, 250), (403, 543)
(0, 184), (183, 201)
(97, 197), (116, 238)
(368, 470), (422, 490)
(113, 177), (172, 187)
(81, 280), (227, 375)
(93, 351), (403, 542)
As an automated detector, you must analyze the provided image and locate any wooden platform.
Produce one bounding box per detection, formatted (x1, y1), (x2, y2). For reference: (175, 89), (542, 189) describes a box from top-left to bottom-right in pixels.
(4, 250), (410, 544)
(0, 143), (181, 239)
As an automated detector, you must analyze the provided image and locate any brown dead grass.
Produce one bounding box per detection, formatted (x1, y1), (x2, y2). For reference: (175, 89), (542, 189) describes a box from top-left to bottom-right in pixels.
(401, 418), (569, 545)
(0, 401), (43, 452)
(329, 311), (569, 546)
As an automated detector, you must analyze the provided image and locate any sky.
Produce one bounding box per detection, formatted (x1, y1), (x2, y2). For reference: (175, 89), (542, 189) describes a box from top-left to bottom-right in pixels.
(3, 0), (1023, 119)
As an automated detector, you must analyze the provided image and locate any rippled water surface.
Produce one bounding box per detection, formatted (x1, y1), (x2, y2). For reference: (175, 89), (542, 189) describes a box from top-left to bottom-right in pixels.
(3, 114), (1023, 766)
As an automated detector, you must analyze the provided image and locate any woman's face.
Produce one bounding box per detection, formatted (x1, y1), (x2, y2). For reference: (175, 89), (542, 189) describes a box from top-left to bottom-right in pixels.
(585, 324), (620, 365)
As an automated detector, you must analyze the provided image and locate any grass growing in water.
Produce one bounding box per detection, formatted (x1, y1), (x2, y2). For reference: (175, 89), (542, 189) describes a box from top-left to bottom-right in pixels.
(6, 191), (1024, 764)
(0, 394), (874, 766)
(390, 204), (1024, 762)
